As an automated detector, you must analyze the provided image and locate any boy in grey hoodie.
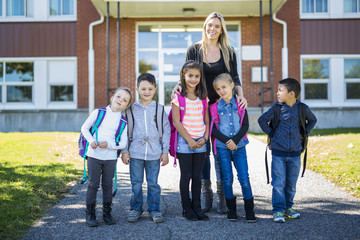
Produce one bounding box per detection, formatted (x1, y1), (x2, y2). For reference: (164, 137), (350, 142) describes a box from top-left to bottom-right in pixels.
(121, 73), (170, 223)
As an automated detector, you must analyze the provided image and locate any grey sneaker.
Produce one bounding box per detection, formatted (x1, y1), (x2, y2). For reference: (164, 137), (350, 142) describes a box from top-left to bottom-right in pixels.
(150, 211), (164, 223)
(273, 212), (285, 223)
(127, 210), (142, 223)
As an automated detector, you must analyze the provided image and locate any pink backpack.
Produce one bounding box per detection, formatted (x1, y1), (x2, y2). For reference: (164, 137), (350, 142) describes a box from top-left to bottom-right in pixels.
(168, 94), (207, 167)
(209, 99), (247, 155)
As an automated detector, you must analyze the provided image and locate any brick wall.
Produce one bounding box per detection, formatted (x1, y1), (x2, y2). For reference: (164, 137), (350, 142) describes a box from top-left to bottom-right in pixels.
(77, 0), (300, 108)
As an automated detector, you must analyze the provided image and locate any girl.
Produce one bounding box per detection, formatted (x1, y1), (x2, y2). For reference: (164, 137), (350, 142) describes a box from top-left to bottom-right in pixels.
(171, 60), (209, 221)
(174, 12), (248, 214)
(81, 88), (132, 227)
(210, 73), (256, 222)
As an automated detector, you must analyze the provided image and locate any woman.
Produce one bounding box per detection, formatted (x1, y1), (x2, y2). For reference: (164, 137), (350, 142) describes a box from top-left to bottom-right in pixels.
(173, 12), (247, 214)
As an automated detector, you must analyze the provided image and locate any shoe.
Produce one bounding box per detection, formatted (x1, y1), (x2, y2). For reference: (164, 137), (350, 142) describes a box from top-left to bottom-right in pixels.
(244, 198), (257, 223)
(150, 211), (164, 223)
(201, 179), (213, 212)
(86, 204), (98, 227)
(216, 181), (227, 214)
(127, 210), (142, 223)
(273, 212), (285, 223)
(284, 208), (301, 219)
(103, 203), (115, 225)
(225, 197), (238, 222)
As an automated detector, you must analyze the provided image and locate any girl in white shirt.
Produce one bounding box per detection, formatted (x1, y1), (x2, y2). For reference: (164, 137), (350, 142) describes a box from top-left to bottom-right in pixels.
(81, 88), (132, 227)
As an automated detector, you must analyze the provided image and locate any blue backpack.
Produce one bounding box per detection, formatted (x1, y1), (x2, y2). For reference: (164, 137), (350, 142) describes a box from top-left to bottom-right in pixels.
(78, 107), (127, 197)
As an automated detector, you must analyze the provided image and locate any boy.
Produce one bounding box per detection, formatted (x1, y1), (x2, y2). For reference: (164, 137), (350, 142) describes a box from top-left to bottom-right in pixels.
(258, 78), (317, 223)
(121, 73), (170, 223)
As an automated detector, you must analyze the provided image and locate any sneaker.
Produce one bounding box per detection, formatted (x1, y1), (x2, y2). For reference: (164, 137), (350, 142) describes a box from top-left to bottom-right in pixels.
(150, 211), (164, 223)
(127, 210), (142, 223)
(284, 208), (301, 219)
(273, 212), (285, 223)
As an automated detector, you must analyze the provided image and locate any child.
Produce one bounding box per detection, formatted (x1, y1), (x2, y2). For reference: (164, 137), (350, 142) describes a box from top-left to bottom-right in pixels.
(210, 73), (257, 223)
(171, 60), (210, 221)
(258, 78), (317, 223)
(121, 73), (170, 223)
(81, 87), (132, 227)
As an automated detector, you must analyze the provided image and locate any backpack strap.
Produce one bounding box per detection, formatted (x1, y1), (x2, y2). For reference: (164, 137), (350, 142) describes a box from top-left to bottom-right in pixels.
(155, 102), (165, 140)
(298, 102), (308, 178)
(173, 94), (186, 167)
(113, 115), (128, 198)
(125, 105), (135, 150)
(265, 104), (281, 184)
(81, 107), (107, 184)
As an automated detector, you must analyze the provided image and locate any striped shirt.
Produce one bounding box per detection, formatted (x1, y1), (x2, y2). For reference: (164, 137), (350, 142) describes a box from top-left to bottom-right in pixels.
(171, 95), (208, 138)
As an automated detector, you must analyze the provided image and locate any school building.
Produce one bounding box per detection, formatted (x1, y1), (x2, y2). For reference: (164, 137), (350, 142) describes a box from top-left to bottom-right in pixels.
(0, 0), (359, 132)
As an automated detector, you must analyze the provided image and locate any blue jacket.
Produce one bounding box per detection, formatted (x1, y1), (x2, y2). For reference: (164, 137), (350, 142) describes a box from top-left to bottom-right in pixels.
(258, 100), (317, 156)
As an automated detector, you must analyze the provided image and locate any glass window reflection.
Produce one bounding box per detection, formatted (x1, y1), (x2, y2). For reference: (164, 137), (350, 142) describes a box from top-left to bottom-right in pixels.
(6, 62), (34, 82)
(346, 83), (360, 99)
(305, 83), (328, 99)
(303, 59), (329, 79)
(7, 86), (32, 102)
(164, 82), (177, 106)
(138, 52), (158, 73)
(138, 26), (158, 49)
(344, 59), (360, 78)
(164, 52), (186, 76)
(51, 85), (73, 102)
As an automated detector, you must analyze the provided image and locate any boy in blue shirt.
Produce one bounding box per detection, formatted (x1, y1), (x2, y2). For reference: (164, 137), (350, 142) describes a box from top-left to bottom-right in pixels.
(121, 73), (170, 223)
(258, 78), (317, 223)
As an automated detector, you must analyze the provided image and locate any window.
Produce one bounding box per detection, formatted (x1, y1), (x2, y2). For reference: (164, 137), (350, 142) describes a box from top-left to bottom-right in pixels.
(344, 59), (360, 99)
(302, 59), (329, 100)
(302, 0), (328, 13)
(50, 85), (73, 101)
(6, 0), (25, 16)
(344, 0), (360, 13)
(50, 0), (74, 16)
(137, 23), (240, 107)
(0, 0), (2, 17)
(0, 62), (34, 103)
(48, 60), (75, 103)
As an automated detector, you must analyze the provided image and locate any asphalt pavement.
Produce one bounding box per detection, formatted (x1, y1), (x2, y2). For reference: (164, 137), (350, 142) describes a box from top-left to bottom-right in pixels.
(23, 136), (360, 240)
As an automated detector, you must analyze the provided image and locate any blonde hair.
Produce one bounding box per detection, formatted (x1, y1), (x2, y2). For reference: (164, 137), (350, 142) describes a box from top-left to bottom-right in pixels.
(201, 12), (234, 72)
(213, 73), (235, 96)
(113, 87), (133, 107)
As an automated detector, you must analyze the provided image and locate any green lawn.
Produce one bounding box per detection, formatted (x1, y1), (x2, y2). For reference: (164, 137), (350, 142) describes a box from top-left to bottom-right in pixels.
(251, 128), (360, 198)
(0, 132), (82, 240)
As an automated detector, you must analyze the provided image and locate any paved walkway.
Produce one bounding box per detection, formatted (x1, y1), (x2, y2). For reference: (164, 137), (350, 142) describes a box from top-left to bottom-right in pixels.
(23, 136), (360, 240)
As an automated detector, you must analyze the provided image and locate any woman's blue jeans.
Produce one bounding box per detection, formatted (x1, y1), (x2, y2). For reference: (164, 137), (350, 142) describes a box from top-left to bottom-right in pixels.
(202, 140), (222, 181)
(271, 154), (301, 213)
(129, 158), (161, 213)
(216, 147), (253, 200)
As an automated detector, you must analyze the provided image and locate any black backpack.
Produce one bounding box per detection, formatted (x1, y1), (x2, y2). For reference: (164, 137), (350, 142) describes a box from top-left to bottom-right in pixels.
(265, 102), (308, 184)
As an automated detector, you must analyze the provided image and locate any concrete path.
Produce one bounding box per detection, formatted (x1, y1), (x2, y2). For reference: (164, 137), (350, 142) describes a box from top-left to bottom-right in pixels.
(23, 136), (360, 240)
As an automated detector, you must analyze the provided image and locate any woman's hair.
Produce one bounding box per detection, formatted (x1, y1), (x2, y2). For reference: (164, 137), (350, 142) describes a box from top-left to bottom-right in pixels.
(113, 87), (133, 106)
(180, 60), (207, 100)
(213, 73), (235, 96)
(200, 12), (234, 73)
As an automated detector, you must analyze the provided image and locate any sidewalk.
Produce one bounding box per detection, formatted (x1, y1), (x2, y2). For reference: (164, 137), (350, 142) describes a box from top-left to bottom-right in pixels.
(23, 136), (360, 240)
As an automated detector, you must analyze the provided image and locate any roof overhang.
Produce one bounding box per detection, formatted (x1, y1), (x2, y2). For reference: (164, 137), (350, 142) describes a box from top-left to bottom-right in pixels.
(90, 0), (288, 18)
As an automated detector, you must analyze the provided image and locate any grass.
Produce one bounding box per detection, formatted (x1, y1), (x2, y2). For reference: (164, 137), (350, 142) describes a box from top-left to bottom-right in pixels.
(250, 128), (360, 198)
(0, 132), (82, 240)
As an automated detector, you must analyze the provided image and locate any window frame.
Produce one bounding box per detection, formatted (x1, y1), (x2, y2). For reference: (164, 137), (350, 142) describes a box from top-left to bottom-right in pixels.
(344, 58), (360, 100)
(300, 0), (330, 18)
(48, 0), (76, 21)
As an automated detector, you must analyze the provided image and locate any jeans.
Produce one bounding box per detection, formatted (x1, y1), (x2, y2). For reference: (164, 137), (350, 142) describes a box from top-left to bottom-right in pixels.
(216, 147), (253, 200)
(130, 158), (161, 212)
(271, 155), (301, 213)
(202, 140), (222, 181)
(178, 153), (206, 205)
(86, 157), (117, 205)
(176, 133), (207, 154)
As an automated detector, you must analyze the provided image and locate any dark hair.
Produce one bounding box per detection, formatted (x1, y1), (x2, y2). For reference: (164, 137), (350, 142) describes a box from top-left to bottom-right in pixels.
(279, 78), (301, 98)
(113, 87), (133, 106)
(179, 60), (207, 100)
(137, 73), (157, 88)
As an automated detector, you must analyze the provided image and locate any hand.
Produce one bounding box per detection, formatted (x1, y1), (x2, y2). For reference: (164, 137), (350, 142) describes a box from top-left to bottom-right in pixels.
(196, 137), (206, 148)
(121, 153), (130, 165)
(226, 139), (237, 151)
(187, 138), (198, 150)
(171, 83), (182, 99)
(160, 153), (169, 166)
(90, 141), (99, 149)
(98, 141), (108, 148)
(236, 96), (248, 109)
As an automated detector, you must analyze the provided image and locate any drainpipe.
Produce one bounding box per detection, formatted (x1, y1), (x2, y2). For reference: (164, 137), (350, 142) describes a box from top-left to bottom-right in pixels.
(273, 11), (288, 79)
(88, 10), (104, 114)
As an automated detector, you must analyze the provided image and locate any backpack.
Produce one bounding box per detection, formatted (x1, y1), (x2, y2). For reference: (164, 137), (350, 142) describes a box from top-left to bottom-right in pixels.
(265, 102), (308, 184)
(209, 99), (248, 155)
(168, 94), (207, 167)
(78, 107), (127, 197)
(124, 102), (165, 150)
